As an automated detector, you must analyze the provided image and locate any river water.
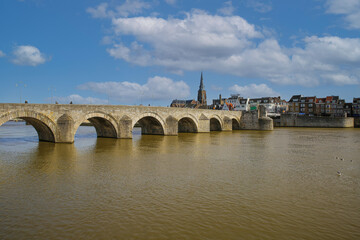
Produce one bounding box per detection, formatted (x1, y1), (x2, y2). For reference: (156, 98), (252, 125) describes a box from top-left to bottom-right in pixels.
(0, 122), (359, 240)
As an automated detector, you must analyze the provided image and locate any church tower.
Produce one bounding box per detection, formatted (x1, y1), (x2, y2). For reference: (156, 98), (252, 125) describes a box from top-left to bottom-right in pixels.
(197, 72), (207, 105)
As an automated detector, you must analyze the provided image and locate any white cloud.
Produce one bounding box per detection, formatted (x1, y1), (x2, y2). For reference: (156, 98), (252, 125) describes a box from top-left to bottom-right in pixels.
(87, 0), (151, 19)
(325, 0), (360, 29)
(101, 36), (113, 45)
(322, 74), (359, 85)
(89, 9), (360, 87)
(245, 0), (272, 13)
(108, 10), (263, 72)
(115, 0), (151, 17)
(11, 45), (48, 66)
(51, 94), (109, 105)
(165, 0), (176, 5)
(78, 76), (190, 102)
(121, 15), (360, 85)
(87, 3), (109, 18)
(287, 36), (360, 85)
(218, 1), (235, 16)
(230, 83), (279, 98)
(0, 50), (5, 57)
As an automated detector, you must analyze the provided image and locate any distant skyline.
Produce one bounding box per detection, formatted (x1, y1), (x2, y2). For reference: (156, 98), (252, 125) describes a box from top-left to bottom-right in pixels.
(1, 0), (359, 105)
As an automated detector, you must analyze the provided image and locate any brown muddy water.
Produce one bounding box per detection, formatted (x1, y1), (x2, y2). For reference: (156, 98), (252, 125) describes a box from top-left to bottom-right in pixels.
(0, 122), (359, 240)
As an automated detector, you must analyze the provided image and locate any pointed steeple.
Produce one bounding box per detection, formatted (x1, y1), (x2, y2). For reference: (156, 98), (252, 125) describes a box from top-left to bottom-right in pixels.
(199, 72), (204, 90)
(197, 72), (207, 105)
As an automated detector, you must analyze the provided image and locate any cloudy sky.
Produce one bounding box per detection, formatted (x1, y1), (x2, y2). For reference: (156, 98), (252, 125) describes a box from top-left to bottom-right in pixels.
(1, 0), (359, 105)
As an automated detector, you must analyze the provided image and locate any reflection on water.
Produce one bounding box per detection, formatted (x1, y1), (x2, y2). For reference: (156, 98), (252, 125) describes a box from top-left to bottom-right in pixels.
(0, 122), (360, 240)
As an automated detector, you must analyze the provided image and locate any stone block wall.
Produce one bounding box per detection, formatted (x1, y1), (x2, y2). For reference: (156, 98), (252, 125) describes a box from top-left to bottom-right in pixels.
(240, 110), (273, 130)
(354, 117), (360, 128)
(280, 114), (354, 128)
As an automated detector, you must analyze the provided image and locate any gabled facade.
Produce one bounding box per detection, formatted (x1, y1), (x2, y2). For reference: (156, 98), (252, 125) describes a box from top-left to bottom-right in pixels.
(298, 96), (316, 115)
(353, 98), (360, 117)
(249, 96), (286, 115)
(315, 98), (326, 116)
(212, 94), (227, 110)
(239, 98), (250, 111)
(287, 95), (302, 114)
(344, 103), (353, 116)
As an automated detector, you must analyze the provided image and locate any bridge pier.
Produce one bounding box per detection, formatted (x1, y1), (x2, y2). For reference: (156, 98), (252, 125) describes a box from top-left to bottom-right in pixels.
(57, 114), (75, 143)
(222, 117), (233, 131)
(198, 114), (210, 132)
(165, 116), (178, 136)
(119, 116), (133, 139)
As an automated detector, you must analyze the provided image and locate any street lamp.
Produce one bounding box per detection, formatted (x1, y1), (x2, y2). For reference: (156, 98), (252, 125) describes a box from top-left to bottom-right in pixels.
(48, 87), (56, 104)
(15, 82), (26, 103)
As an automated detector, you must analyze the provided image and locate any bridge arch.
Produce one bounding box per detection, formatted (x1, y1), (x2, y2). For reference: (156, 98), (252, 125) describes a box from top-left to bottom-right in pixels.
(209, 115), (223, 131)
(232, 117), (241, 130)
(178, 114), (198, 133)
(0, 110), (58, 142)
(132, 112), (165, 135)
(74, 111), (118, 138)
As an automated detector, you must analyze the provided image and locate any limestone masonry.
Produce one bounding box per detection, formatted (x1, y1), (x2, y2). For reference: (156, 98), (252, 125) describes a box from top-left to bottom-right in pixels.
(0, 103), (273, 143)
(278, 114), (354, 128)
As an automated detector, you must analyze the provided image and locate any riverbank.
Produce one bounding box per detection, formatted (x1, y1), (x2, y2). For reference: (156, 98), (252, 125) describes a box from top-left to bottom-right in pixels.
(273, 114), (355, 128)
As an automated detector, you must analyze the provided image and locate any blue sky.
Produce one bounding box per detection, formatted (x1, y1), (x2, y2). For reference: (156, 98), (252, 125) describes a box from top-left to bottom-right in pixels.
(0, 0), (359, 105)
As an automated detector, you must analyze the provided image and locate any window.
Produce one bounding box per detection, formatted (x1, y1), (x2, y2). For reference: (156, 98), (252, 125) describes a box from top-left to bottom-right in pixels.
(300, 104), (305, 107)
(309, 104), (313, 107)
(309, 99), (314, 102)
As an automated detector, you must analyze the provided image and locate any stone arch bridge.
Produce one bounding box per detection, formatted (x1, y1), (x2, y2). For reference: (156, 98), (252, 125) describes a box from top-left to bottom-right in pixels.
(0, 103), (273, 143)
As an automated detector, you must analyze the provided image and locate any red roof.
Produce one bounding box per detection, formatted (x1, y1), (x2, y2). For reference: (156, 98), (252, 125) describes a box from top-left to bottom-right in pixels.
(326, 96), (333, 102)
(316, 98), (326, 103)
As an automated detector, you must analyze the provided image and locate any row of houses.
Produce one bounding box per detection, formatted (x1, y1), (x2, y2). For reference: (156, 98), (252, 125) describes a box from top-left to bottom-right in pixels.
(211, 94), (360, 117)
(212, 94), (287, 116)
(169, 74), (359, 117)
(288, 95), (360, 117)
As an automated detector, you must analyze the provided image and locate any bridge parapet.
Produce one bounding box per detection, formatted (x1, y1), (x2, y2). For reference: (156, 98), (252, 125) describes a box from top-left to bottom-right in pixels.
(0, 103), (272, 143)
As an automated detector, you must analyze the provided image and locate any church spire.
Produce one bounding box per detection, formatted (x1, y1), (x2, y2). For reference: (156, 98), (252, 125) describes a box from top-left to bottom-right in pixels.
(199, 72), (204, 91)
(197, 72), (207, 105)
